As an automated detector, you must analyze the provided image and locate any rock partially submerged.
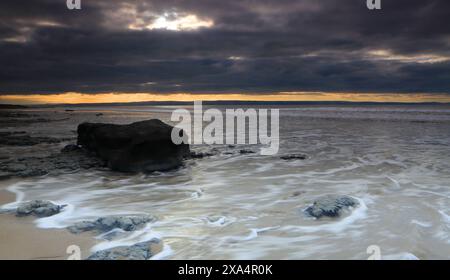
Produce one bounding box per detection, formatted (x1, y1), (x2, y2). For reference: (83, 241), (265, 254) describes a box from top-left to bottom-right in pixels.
(239, 149), (256, 154)
(189, 151), (216, 159)
(77, 119), (189, 173)
(15, 200), (66, 217)
(61, 144), (81, 153)
(87, 239), (161, 260)
(280, 154), (307, 160)
(304, 195), (359, 219)
(68, 215), (154, 234)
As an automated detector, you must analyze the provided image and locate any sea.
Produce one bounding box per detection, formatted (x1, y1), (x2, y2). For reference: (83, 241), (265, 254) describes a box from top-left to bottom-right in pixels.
(1, 103), (449, 259)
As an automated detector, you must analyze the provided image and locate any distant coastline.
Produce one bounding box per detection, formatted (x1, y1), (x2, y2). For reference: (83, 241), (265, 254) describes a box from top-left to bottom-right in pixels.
(0, 104), (28, 109)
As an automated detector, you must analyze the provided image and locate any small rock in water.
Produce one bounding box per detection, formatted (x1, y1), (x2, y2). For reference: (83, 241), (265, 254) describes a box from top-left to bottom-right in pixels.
(304, 195), (359, 219)
(189, 151), (215, 159)
(291, 191), (305, 197)
(280, 154), (307, 160)
(68, 215), (154, 234)
(15, 200), (66, 217)
(239, 149), (255, 154)
(87, 239), (160, 260)
(61, 144), (81, 153)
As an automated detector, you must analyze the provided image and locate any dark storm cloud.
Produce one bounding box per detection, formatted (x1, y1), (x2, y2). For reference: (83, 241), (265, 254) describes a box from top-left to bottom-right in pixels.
(0, 0), (449, 94)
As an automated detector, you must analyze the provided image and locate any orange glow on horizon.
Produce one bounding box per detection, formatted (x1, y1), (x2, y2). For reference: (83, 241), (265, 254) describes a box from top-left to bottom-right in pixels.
(1, 92), (450, 105)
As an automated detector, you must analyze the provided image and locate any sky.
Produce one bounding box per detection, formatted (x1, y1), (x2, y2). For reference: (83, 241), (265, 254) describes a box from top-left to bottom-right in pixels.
(1, 0), (450, 104)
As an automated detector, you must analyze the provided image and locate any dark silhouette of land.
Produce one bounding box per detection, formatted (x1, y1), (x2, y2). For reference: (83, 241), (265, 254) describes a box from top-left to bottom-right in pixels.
(0, 104), (27, 109)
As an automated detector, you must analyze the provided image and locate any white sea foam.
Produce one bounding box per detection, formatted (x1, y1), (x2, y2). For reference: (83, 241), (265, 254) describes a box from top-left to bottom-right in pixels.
(383, 252), (420, 260)
(411, 219), (432, 228)
(91, 224), (161, 252)
(226, 226), (280, 243)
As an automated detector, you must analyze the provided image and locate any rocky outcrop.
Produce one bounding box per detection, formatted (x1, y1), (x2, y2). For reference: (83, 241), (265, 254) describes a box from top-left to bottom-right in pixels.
(68, 215), (154, 234)
(0, 111), (55, 127)
(77, 119), (189, 173)
(0, 145), (105, 178)
(0, 119), (190, 178)
(87, 239), (161, 260)
(304, 195), (359, 219)
(0, 131), (73, 146)
(15, 200), (66, 217)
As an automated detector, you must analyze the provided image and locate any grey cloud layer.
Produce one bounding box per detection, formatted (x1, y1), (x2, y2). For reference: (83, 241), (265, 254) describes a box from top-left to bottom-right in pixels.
(1, 0), (449, 94)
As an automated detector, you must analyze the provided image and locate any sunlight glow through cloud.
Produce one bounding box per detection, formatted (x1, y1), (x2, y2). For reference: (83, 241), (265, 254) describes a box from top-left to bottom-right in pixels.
(128, 12), (213, 31)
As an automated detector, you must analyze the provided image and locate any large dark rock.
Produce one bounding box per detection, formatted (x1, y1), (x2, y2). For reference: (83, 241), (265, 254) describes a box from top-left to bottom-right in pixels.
(304, 195), (360, 219)
(77, 119), (189, 173)
(87, 239), (160, 260)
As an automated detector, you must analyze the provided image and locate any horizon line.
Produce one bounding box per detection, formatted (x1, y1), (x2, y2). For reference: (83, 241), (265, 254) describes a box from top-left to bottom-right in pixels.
(2, 100), (450, 109)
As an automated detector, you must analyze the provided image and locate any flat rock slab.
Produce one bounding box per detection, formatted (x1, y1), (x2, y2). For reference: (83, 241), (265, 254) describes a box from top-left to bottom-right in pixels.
(280, 154), (308, 160)
(0, 111), (54, 127)
(15, 200), (66, 217)
(304, 195), (360, 219)
(87, 239), (160, 260)
(239, 149), (256, 154)
(68, 215), (155, 234)
(0, 145), (105, 178)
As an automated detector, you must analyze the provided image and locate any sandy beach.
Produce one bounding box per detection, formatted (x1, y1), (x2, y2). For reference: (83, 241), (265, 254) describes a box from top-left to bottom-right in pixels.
(0, 183), (96, 260)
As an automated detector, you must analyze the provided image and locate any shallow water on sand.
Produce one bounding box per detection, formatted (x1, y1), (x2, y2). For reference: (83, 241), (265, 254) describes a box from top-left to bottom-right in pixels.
(1, 105), (449, 259)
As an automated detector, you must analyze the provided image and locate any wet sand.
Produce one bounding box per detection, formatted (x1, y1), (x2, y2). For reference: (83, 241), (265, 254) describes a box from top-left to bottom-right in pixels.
(0, 185), (97, 260)
(0, 187), (14, 205)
